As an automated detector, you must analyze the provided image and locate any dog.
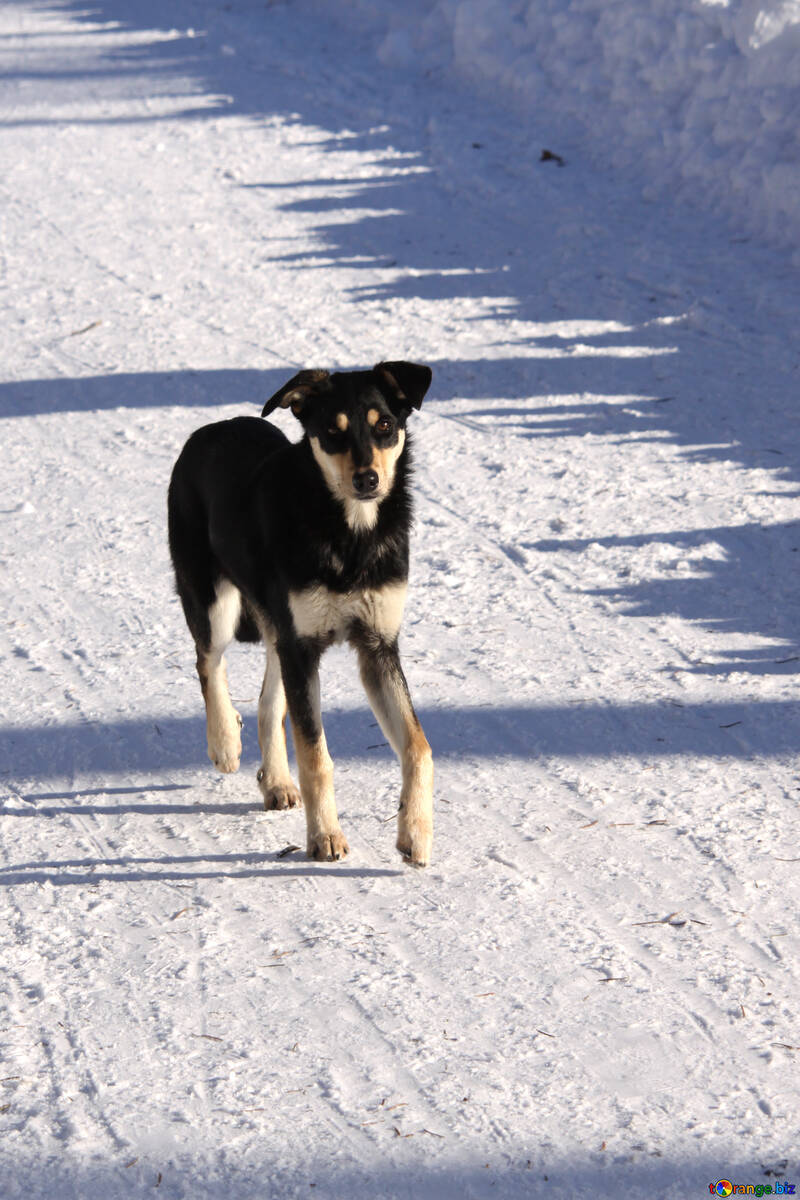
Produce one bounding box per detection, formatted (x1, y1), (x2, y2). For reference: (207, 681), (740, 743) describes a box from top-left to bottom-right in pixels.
(167, 361), (434, 865)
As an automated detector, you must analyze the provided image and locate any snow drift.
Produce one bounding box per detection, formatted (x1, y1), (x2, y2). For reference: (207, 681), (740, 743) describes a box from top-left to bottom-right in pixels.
(308, 0), (800, 252)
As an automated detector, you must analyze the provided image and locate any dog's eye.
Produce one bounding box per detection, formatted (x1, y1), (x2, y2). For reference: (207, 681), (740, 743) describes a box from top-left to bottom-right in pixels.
(375, 417), (394, 435)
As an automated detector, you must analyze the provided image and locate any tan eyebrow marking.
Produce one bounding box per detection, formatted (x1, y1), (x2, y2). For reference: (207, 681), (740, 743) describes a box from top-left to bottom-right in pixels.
(366, 408), (380, 427)
(335, 412), (349, 431)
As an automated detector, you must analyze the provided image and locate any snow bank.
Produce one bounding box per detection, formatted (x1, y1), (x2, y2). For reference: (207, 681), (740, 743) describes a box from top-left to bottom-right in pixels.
(314, 0), (800, 251)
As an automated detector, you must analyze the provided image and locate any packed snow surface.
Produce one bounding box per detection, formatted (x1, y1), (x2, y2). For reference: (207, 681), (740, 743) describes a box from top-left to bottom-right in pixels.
(307, 0), (800, 254)
(1, 1), (800, 1198)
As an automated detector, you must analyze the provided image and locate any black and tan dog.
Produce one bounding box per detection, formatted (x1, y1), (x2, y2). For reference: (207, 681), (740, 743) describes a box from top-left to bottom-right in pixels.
(167, 362), (434, 865)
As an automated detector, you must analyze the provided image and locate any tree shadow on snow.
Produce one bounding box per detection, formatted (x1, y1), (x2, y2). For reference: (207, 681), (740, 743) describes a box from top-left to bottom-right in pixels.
(0, 368), (287, 418)
(529, 520), (800, 676)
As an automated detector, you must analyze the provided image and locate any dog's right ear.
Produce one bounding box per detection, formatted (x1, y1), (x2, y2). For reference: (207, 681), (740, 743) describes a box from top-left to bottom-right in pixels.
(262, 369), (331, 418)
(373, 361), (432, 414)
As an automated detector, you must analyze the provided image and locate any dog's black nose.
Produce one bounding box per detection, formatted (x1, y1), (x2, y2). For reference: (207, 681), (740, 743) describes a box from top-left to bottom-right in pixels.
(352, 468), (379, 497)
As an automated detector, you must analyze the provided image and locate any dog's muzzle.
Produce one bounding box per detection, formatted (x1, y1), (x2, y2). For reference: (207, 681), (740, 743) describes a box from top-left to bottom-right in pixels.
(352, 468), (379, 499)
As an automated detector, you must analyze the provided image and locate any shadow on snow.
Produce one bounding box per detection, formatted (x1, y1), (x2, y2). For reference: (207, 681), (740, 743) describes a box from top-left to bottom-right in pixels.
(0, 699), (797, 790)
(0, 1152), (794, 1200)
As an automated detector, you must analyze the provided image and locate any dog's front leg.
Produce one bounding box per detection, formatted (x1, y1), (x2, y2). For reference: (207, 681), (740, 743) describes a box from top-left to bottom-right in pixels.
(277, 636), (349, 862)
(354, 633), (433, 866)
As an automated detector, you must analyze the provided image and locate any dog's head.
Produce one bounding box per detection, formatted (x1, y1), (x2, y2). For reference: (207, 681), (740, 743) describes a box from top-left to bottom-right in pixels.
(262, 362), (432, 530)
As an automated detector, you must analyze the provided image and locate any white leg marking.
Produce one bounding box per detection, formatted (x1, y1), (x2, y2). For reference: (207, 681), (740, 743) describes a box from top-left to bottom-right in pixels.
(202, 579), (243, 774)
(357, 648), (433, 865)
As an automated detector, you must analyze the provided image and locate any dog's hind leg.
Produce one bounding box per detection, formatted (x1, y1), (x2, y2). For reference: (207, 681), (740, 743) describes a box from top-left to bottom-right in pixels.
(256, 638), (302, 811)
(197, 579), (243, 774)
(353, 634), (433, 866)
(278, 638), (349, 862)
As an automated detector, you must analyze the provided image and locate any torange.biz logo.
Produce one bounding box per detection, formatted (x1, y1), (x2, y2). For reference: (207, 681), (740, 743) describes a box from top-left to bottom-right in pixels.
(709, 1183), (796, 1197)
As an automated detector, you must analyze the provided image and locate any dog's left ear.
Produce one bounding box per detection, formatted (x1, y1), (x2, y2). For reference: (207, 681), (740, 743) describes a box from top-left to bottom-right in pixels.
(262, 369), (331, 418)
(373, 361), (432, 414)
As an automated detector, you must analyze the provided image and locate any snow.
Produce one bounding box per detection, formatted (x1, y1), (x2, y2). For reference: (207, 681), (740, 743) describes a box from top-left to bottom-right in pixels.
(1, 1), (800, 1198)
(308, 0), (800, 256)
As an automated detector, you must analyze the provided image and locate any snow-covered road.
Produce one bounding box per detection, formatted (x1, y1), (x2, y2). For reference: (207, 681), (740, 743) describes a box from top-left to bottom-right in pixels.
(1, 2), (799, 1197)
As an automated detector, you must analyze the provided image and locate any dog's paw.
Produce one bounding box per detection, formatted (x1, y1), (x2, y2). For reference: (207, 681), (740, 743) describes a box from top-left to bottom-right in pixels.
(207, 710), (242, 774)
(308, 830), (350, 862)
(257, 769), (302, 811)
(209, 745), (241, 773)
(208, 735), (242, 773)
(397, 818), (432, 867)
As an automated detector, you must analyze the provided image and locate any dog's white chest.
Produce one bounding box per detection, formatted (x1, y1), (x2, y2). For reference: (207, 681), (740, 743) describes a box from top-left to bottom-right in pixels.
(288, 582), (407, 642)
